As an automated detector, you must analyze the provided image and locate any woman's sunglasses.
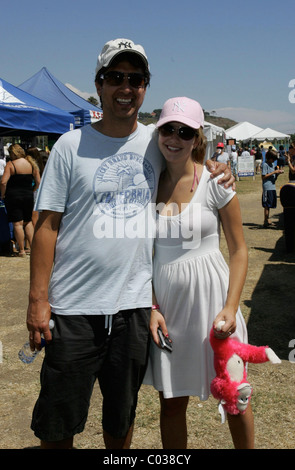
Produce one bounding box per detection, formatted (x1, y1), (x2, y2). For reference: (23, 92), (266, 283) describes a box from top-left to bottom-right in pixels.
(100, 71), (148, 88)
(158, 124), (197, 141)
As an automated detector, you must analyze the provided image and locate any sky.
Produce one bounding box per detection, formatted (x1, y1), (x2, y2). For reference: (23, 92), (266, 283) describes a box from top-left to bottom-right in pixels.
(2, 0), (295, 134)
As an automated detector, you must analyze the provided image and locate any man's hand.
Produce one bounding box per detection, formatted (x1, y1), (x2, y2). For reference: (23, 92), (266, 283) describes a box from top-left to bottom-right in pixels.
(26, 210), (62, 351)
(206, 159), (235, 190)
(27, 299), (52, 351)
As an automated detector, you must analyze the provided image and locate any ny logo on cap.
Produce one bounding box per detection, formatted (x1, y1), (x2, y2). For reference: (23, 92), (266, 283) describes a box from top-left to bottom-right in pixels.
(172, 100), (185, 113)
(118, 41), (133, 50)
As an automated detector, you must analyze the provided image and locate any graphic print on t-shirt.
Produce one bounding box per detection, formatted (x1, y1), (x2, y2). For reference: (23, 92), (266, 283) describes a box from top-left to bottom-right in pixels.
(93, 152), (155, 219)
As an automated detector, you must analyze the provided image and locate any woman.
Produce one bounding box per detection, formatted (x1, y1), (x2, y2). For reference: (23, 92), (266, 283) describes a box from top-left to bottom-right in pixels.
(144, 97), (254, 449)
(26, 147), (44, 227)
(286, 143), (295, 181)
(26, 147), (45, 176)
(0, 144), (40, 256)
(277, 145), (286, 170)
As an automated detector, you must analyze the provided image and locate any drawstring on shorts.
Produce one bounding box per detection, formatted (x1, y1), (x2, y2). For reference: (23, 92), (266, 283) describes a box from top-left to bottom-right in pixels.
(105, 315), (113, 335)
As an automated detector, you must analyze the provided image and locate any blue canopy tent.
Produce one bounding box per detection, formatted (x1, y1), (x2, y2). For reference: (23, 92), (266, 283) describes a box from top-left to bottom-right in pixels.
(19, 67), (102, 128)
(0, 77), (75, 136)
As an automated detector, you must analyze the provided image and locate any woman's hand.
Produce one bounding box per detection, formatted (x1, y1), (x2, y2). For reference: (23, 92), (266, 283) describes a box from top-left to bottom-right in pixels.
(150, 308), (169, 347)
(213, 307), (236, 339)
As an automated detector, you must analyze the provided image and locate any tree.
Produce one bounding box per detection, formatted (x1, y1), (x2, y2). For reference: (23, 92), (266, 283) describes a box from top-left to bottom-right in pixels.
(88, 96), (98, 106)
(152, 109), (162, 119)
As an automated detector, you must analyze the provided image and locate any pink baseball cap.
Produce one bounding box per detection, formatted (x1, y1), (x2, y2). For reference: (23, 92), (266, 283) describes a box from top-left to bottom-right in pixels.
(157, 97), (204, 129)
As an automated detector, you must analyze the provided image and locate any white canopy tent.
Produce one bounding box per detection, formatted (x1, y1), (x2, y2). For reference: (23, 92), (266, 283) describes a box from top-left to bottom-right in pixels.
(226, 121), (290, 149)
(251, 127), (290, 141)
(225, 121), (263, 141)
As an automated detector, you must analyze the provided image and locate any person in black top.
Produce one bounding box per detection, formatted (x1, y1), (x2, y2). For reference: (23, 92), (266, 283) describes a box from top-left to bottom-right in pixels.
(0, 144), (40, 256)
(286, 143), (295, 181)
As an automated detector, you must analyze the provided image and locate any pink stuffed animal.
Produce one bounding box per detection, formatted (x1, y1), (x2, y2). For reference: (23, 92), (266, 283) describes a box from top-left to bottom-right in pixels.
(210, 321), (281, 419)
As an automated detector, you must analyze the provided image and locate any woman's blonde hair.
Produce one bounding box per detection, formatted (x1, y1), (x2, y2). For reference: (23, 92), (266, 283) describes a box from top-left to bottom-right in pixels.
(8, 144), (38, 171)
(8, 144), (26, 159)
(26, 147), (44, 175)
(192, 127), (207, 164)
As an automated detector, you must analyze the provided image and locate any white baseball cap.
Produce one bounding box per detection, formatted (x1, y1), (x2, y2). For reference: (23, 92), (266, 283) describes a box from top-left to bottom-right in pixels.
(95, 38), (149, 76)
(157, 97), (204, 129)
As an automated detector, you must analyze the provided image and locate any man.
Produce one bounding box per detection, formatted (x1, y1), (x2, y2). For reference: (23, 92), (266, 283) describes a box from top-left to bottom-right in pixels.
(230, 145), (238, 179)
(241, 146), (250, 157)
(214, 142), (230, 167)
(254, 145), (262, 174)
(27, 38), (234, 449)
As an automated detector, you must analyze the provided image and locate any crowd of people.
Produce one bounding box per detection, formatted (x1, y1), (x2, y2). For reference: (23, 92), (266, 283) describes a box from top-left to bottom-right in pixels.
(211, 140), (295, 227)
(211, 141), (292, 179)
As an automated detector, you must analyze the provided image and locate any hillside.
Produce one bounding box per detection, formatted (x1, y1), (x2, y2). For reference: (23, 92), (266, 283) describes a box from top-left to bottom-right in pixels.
(204, 114), (237, 130)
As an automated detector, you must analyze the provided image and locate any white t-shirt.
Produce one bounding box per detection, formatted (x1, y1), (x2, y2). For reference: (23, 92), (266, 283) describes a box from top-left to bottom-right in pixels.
(35, 123), (163, 315)
(230, 151), (238, 162)
(217, 151), (229, 164)
(0, 158), (6, 177)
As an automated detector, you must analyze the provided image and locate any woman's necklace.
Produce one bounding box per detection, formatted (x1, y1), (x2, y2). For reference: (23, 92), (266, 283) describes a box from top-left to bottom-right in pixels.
(190, 163), (199, 192)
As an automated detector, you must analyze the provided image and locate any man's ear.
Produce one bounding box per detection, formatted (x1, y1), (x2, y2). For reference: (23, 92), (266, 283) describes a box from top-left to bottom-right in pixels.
(95, 80), (102, 98)
(95, 81), (103, 108)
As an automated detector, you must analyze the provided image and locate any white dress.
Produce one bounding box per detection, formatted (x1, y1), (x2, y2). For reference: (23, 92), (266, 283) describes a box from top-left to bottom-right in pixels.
(144, 167), (248, 399)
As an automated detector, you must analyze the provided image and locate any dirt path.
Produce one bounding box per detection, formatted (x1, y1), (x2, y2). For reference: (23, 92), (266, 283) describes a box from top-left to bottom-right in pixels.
(0, 171), (294, 449)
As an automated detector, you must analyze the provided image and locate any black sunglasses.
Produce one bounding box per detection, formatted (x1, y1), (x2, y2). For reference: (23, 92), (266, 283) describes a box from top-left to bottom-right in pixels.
(100, 71), (148, 88)
(158, 123), (197, 141)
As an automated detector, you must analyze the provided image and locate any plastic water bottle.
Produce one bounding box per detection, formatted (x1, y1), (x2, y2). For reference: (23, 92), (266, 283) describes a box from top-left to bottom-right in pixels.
(18, 320), (55, 364)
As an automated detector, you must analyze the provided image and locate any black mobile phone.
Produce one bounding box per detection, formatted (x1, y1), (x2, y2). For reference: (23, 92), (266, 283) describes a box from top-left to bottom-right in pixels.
(157, 327), (173, 353)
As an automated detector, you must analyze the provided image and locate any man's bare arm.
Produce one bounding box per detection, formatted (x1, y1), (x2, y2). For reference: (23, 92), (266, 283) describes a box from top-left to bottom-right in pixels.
(27, 210), (62, 350)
